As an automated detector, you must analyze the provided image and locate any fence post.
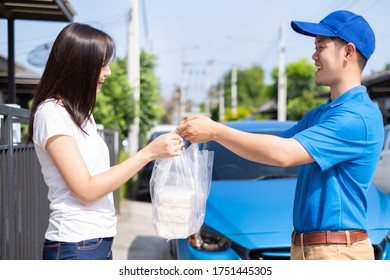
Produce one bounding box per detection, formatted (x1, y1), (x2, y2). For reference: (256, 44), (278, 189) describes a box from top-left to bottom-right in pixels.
(0, 106), (16, 259)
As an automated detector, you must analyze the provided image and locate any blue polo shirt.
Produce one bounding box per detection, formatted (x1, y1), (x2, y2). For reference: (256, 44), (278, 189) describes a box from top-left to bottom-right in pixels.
(279, 86), (384, 233)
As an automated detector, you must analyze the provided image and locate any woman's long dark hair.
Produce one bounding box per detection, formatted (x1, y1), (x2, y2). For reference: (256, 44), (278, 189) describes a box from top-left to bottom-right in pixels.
(27, 23), (115, 143)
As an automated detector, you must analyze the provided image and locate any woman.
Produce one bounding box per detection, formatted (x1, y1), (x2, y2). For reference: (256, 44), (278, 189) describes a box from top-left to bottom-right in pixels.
(27, 23), (183, 260)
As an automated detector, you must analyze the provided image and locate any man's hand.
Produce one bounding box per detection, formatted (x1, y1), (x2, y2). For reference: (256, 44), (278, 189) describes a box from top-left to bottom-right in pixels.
(177, 115), (219, 143)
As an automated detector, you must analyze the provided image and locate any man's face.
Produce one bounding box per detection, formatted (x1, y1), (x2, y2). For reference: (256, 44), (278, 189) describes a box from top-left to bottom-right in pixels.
(312, 36), (346, 87)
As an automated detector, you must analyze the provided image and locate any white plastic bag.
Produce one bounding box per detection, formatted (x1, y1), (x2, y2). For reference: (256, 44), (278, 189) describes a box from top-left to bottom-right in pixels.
(149, 143), (214, 239)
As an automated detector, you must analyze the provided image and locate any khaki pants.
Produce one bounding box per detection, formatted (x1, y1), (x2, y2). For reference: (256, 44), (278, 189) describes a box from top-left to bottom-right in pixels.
(290, 239), (374, 260)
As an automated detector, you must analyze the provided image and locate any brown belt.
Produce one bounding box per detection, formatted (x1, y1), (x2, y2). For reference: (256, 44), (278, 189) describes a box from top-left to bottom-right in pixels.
(292, 230), (368, 246)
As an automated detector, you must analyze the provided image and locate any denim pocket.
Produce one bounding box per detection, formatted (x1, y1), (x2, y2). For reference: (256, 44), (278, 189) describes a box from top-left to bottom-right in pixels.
(42, 240), (61, 260)
(43, 239), (60, 248)
(77, 238), (103, 250)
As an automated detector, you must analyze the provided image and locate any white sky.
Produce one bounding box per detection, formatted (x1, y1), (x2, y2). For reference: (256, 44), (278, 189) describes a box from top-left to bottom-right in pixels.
(1, 0), (389, 104)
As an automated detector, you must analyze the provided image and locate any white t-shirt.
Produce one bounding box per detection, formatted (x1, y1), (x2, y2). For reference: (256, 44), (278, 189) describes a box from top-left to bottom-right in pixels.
(33, 99), (117, 242)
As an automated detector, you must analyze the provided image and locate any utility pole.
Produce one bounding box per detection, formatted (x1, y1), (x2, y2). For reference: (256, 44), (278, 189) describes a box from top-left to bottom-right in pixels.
(127, 0), (140, 155)
(231, 65), (237, 115)
(178, 46), (199, 122)
(277, 23), (287, 121)
(140, 0), (152, 52)
(179, 48), (187, 123)
(219, 79), (225, 121)
(204, 61), (213, 116)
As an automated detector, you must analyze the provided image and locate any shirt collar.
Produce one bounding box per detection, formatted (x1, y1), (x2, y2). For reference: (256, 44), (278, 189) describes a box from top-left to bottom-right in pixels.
(325, 85), (367, 108)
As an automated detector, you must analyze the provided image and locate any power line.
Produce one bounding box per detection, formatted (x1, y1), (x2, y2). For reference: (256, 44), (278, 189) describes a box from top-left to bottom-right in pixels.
(0, 10), (130, 62)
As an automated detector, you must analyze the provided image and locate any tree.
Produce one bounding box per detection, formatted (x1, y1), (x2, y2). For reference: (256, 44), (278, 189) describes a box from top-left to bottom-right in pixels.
(94, 57), (132, 140)
(218, 64), (267, 121)
(227, 65), (267, 107)
(287, 90), (326, 120)
(94, 51), (163, 141)
(268, 58), (328, 120)
(138, 51), (164, 137)
(269, 58), (320, 100)
(204, 58), (329, 122)
(286, 58), (318, 99)
(285, 59), (328, 120)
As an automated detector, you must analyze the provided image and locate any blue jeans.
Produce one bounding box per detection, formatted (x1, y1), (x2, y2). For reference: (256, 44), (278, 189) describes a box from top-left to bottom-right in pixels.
(42, 237), (114, 260)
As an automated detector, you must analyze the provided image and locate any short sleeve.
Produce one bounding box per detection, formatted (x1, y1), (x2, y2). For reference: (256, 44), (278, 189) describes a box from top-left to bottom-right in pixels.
(33, 101), (74, 150)
(293, 112), (367, 171)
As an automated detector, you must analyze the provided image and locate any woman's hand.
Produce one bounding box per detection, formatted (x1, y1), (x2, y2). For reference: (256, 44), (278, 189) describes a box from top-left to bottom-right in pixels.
(144, 131), (184, 160)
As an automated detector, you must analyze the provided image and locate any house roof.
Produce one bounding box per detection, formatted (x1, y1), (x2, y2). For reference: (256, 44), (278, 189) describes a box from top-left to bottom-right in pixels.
(363, 70), (390, 86)
(0, 0), (75, 22)
(0, 54), (39, 76)
(363, 70), (390, 97)
(0, 54), (40, 101)
(0, 1), (75, 105)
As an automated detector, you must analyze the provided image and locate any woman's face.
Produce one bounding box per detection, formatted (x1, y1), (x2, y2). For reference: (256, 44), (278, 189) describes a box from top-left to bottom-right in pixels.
(97, 64), (111, 93)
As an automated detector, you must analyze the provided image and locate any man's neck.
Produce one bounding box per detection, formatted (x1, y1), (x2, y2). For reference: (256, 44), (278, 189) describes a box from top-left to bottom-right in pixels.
(330, 75), (362, 101)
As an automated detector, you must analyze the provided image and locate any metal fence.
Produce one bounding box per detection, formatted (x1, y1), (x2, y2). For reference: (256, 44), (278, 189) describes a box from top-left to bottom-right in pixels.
(98, 127), (121, 212)
(0, 104), (46, 260)
(0, 104), (120, 259)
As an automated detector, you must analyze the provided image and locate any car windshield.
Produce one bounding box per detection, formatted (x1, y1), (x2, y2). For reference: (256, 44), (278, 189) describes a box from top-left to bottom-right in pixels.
(200, 131), (299, 181)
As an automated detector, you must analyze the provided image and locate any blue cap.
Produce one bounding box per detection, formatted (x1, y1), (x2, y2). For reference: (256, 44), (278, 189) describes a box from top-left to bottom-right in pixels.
(291, 10), (375, 60)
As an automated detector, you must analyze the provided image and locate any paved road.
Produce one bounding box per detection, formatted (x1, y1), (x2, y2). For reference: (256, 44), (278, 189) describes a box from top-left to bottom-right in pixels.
(112, 199), (174, 260)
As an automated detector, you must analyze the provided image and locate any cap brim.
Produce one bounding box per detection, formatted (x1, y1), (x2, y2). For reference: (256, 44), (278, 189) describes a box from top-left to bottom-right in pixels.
(291, 21), (337, 38)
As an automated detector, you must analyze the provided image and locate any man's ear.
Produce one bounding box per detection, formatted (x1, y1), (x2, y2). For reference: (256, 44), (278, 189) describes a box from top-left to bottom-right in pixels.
(345, 43), (357, 59)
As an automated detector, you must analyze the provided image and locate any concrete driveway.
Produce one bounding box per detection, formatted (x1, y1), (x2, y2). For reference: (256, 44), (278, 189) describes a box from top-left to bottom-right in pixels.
(112, 199), (174, 260)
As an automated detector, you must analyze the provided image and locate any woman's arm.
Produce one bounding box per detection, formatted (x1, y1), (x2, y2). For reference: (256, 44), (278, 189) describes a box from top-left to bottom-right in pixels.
(46, 132), (183, 205)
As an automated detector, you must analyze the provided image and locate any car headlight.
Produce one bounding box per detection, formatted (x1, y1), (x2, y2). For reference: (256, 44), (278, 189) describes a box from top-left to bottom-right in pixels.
(187, 225), (232, 252)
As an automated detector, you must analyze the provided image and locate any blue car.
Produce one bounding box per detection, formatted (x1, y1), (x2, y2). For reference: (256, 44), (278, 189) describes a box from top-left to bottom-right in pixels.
(169, 120), (390, 260)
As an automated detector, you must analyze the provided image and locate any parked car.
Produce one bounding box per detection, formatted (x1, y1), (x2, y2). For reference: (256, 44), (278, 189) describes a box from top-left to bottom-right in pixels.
(169, 119), (390, 260)
(373, 124), (390, 195)
(132, 124), (177, 201)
